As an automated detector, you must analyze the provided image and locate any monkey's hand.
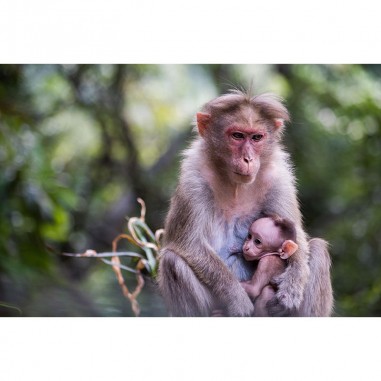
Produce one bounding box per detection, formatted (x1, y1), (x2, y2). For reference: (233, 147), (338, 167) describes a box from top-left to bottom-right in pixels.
(225, 284), (255, 317)
(240, 281), (260, 301)
(211, 309), (225, 317)
(267, 261), (309, 317)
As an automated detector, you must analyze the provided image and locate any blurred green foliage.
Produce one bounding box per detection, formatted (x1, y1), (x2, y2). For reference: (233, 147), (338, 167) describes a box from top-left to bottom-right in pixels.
(0, 64), (380, 317)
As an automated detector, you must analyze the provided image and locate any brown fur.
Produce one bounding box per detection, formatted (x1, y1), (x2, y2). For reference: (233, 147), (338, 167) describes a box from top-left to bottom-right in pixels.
(157, 90), (333, 317)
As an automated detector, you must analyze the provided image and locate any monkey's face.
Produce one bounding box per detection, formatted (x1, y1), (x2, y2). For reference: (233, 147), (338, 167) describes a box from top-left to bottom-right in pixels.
(243, 218), (282, 261)
(197, 105), (276, 185)
(222, 107), (268, 184)
(225, 127), (265, 184)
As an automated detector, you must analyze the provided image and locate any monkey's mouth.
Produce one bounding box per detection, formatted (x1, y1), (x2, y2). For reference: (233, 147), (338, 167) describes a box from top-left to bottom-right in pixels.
(243, 253), (256, 261)
(233, 171), (255, 184)
(234, 171), (252, 177)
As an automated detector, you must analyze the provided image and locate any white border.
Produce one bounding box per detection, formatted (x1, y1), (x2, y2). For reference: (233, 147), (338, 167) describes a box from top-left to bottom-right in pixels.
(1, 318), (379, 380)
(1, 0), (380, 63)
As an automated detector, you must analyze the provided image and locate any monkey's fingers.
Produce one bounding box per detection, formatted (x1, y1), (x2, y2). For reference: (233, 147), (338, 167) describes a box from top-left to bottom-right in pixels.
(211, 309), (225, 317)
(266, 297), (291, 317)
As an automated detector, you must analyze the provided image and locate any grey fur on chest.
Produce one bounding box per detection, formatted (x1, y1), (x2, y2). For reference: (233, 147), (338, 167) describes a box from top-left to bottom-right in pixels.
(212, 213), (259, 281)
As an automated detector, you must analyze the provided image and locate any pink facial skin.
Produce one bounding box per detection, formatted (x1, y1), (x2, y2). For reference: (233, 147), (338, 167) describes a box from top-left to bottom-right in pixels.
(225, 126), (267, 183)
(243, 218), (283, 261)
(243, 217), (298, 261)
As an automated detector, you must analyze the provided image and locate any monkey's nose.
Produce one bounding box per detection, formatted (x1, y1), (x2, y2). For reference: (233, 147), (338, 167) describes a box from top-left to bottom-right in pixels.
(243, 157), (253, 164)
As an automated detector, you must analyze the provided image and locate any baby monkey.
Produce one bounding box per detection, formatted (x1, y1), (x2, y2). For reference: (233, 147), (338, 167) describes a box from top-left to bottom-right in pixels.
(241, 215), (299, 317)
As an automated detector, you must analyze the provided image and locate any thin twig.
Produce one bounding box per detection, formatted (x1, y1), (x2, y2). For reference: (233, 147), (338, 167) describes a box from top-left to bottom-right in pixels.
(62, 198), (163, 317)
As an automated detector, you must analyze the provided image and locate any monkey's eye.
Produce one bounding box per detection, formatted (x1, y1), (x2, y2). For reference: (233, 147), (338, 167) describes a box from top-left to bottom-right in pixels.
(232, 132), (245, 140)
(252, 134), (263, 142)
(247, 233), (252, 240)
(254, 238), (262, 246)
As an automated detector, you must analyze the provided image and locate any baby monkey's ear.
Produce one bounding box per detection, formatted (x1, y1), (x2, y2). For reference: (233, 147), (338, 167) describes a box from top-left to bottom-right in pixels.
(279, 240), (298, 259)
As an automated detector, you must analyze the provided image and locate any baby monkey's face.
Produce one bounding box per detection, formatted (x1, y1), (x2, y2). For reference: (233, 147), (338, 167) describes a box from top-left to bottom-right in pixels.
(243, 218), (283, 261)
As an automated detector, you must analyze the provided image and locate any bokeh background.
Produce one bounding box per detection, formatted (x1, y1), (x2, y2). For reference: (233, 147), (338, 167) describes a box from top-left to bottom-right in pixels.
(1, 64), (380, 317)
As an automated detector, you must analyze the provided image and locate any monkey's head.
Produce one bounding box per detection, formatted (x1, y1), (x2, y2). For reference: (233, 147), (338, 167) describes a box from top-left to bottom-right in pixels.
(196, 91), (290, 184)
(243, 216), (298, 261)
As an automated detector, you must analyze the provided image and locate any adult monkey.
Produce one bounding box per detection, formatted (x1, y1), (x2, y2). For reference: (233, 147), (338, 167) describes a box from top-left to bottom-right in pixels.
(157, 90), (333, 317)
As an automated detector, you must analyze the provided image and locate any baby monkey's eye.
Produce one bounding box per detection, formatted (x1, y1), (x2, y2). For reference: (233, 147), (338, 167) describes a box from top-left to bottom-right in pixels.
(247, 233), (252, 240)
(254, 239), (262, 246)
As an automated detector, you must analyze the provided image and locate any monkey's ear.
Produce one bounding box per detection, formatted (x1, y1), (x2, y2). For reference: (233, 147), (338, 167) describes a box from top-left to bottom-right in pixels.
(197, 112), (211, 137)
(279, 240), (298, 259)
(274, 118), (285, 129)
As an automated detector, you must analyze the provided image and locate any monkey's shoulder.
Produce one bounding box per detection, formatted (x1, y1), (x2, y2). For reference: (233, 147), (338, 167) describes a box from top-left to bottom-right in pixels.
(257, 256), (286, 274)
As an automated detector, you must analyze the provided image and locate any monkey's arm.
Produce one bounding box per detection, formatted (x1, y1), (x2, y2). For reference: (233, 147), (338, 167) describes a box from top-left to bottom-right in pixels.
(263, 186), (310, 316)
(163, 190), (254, 317)
(241, 281), (264, 301)
(164, 234), (254, 316)
(189, 244), (254, 316)
(269, 227), (310, 315)
(241, 256), (284, 301)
